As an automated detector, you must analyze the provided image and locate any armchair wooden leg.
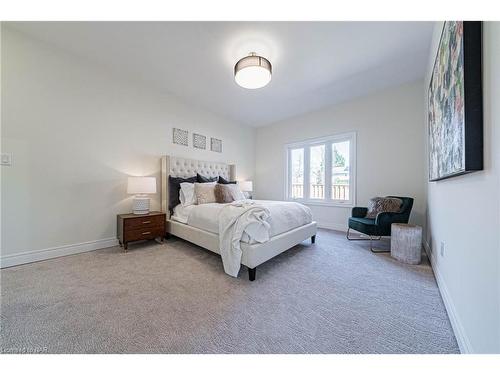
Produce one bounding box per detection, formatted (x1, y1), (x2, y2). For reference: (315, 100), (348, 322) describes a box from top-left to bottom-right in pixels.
(311, 235), (316, 244)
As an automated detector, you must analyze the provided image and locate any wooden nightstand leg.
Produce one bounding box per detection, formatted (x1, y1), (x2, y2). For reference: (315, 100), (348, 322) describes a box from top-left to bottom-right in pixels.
(123, 243), (128, 252)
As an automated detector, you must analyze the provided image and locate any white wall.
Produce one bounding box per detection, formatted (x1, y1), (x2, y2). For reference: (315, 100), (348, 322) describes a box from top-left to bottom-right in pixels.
(424, 22), (500, 353)
(0, 27), (255, 266)
(254, 80), (426, 231)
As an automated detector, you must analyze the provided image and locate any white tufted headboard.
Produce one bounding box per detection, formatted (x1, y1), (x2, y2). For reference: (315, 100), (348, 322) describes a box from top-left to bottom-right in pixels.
(161, 155), (236, 217)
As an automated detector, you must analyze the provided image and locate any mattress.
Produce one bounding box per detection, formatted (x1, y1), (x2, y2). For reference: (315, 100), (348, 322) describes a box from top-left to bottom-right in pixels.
(171, 200), (313, 239)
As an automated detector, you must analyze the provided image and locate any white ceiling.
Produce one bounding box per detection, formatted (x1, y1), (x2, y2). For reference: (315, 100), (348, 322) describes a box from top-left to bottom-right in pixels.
(8, 22), (434, 127)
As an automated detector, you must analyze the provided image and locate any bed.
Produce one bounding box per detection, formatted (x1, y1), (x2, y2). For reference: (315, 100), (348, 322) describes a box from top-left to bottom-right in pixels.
(161, 155), (317, 281)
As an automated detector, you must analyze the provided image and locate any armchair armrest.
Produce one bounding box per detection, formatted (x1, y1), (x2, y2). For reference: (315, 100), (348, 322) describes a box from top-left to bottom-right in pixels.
(351, 207), (368, 218)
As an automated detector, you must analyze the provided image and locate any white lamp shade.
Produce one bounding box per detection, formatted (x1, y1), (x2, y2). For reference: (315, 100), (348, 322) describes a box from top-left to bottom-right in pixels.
(234, 53), (272, 89)
(238, 180), (253, 192)
(127, 176), (156, 194)
(235, 66), (271, 89)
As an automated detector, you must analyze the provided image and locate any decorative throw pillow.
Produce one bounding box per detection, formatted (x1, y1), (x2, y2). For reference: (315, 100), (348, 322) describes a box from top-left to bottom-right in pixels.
(179, 182), (197, 206)
(229, 184), (246, 201)
(365, 197), (403, 219)
(194, 182), (217, 204)
(218, 176), (237, 184)
(197, 173), (218, 183)
(214, 183), (235, 203)
(168, 175), (197, 212)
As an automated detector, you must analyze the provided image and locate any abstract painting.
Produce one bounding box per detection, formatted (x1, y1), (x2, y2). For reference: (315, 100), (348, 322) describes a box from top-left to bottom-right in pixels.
(428, 21), (483, 181)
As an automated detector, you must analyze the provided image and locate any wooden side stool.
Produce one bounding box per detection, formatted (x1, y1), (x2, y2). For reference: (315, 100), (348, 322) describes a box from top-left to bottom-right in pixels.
(390, 223), (422, 264)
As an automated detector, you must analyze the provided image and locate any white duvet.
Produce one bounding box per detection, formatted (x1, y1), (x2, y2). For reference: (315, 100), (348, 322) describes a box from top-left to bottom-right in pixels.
(172, 200), (313, 277)
(173, 200), (312, 238)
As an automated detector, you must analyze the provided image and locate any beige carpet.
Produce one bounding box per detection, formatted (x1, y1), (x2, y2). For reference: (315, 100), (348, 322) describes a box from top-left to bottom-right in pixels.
(0, 229), (459, 354)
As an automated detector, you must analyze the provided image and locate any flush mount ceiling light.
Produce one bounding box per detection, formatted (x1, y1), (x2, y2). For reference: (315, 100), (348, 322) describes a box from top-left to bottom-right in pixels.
(234, 52), (272, 89)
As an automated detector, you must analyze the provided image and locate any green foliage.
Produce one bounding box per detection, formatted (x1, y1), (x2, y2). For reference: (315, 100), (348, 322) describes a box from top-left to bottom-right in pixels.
(334, 147), (345, 167)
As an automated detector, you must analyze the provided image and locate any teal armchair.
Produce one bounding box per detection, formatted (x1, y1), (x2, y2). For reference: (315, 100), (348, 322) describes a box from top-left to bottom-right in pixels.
(347, 196), (414, 252)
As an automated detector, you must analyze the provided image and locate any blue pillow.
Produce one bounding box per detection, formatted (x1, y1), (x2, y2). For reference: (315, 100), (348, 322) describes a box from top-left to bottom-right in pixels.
(218, 176), (237, 184)
(197, 173), (218, 183)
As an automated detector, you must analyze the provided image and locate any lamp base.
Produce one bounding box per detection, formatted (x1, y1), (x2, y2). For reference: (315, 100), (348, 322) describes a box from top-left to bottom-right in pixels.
(133, 196), (150, 215)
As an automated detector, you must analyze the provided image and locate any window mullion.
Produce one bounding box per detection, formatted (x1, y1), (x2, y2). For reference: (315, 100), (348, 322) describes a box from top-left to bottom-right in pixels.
(350, 138), (356, 205)
(286, 149), (291, 199)
(325, 142), (332, 201)
(304, 146), (310, 200)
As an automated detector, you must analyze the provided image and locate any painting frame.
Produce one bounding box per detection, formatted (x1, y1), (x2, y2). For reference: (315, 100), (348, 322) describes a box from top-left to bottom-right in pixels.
(172, 128), (189, 147)
(193, 133), (207, 150)
(428, 21), (483, 182)
(210, 137), (222, 153)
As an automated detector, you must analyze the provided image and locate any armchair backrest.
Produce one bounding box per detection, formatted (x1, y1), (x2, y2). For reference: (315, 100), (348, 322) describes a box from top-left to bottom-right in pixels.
(387, 196), (414, 222)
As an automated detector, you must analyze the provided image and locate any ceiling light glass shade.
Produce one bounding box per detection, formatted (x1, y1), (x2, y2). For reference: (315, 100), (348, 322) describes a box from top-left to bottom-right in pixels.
(234, 53), (272, 89)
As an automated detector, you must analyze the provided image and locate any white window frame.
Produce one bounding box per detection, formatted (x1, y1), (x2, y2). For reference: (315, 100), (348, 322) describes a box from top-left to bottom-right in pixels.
(284, 132), (356, 207)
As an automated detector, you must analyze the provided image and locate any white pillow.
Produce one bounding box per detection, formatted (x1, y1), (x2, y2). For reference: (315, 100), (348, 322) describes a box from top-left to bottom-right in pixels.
(229, 184), (246, 201)
(179, 182), (196, 206)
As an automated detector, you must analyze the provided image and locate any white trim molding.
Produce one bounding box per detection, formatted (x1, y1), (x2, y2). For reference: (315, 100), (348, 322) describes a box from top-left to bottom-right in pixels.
(423, 241), (472, 354)
(0, 238), (119, 268)
(316, 222), (348, 232)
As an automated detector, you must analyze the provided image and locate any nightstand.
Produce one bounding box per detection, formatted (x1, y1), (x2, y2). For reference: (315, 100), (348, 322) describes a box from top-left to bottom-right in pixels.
(117, 211), (166, 251)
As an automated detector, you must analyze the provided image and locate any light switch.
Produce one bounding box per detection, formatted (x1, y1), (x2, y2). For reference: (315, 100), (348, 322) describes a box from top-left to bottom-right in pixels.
(1, 153), (12, 166)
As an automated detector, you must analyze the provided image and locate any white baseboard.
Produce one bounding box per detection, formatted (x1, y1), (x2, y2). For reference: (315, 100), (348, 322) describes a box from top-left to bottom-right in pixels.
(1, 238), (119, 268)
(316, 222), (347, 232)
(423, 240), (472, 354)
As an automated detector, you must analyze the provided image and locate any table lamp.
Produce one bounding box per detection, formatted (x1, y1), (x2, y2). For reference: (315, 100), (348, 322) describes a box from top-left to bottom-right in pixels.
(238, 180), (253, 199)
(127, 176), (156, 214)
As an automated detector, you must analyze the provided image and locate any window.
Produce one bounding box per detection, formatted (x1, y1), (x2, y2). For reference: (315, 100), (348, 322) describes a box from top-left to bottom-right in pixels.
(285, 132), (356, 206)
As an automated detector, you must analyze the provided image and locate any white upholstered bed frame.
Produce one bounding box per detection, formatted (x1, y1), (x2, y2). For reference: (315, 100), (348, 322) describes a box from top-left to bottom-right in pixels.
(161, 155), (317, 280)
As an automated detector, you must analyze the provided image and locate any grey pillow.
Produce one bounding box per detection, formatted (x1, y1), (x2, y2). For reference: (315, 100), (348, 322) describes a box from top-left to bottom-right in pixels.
(194, 182), (217, 204)
(365, 197), (403, 219)
(214, 183), (235, 203)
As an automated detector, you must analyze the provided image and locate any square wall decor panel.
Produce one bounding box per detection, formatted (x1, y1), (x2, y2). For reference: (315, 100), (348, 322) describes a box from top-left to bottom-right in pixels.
(193, 133), (206, 149)
(173, 128), (188, 146)
(211, 137), (222, 153)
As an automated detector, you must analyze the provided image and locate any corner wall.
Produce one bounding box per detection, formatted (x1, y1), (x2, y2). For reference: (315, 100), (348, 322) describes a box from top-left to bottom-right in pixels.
(1, 27), (255, 267)
(254, 80), (426, 232)
(424, 22), (500, 353)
